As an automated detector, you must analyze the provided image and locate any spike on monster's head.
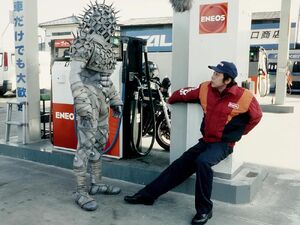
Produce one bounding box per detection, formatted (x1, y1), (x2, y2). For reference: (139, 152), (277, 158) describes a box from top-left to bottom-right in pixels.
(169, 0), (193, 12)
(79, 0), (117, 42)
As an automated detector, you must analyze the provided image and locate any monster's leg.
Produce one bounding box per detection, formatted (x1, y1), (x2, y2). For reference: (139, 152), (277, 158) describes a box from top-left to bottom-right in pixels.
(73, 88), (99, 211)
(89, 93), (121, 195)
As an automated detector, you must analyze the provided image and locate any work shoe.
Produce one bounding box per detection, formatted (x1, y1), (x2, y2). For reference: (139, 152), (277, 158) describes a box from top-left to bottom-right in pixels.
(89, 183), (121, 195)
(73, 192), (98, 211)
(124, 193), (155, 205)
(191, 211), (212, 225)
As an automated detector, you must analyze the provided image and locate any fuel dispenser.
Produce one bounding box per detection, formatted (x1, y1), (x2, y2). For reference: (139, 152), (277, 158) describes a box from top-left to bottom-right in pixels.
(51, 36), (156, 158)
(120, 37), (156, 158)
(248, 46), (270, 96)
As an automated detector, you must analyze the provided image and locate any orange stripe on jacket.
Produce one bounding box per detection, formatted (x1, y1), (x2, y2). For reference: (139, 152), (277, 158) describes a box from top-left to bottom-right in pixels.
(226, 89), (253, 124)
(199, 81), (210, 113)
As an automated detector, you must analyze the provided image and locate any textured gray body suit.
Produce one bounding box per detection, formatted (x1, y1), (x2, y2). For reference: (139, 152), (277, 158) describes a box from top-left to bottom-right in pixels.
(70, 60), (121, 192)
(68, 2), (122, 210)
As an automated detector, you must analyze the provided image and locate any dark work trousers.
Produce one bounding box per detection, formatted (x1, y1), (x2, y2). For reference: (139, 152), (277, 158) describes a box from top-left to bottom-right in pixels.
(138, 139), (233, 214)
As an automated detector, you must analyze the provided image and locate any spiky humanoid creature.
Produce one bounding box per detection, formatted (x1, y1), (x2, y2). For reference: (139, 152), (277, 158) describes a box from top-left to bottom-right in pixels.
(169, 0), (193, 12)
(69, 1), (122, 211)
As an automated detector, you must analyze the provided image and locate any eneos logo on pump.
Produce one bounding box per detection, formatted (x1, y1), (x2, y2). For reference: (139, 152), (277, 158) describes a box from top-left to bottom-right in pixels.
(199, 2), (228, 34)
(52, 103), (78, 150)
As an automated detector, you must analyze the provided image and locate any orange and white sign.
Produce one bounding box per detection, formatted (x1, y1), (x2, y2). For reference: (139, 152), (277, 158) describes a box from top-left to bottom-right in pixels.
(199, 2), (228, 34)
(54, 39), (73, 48)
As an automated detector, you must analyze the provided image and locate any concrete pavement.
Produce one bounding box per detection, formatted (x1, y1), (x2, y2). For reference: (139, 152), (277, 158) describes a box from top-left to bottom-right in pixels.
(236, 94), (300, 171)
(0, 156), (299, 225)
(1, 94), (300, 225)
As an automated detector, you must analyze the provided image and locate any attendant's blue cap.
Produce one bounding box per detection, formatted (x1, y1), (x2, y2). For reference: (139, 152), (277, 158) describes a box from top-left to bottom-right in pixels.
(208, 61), (238, 79)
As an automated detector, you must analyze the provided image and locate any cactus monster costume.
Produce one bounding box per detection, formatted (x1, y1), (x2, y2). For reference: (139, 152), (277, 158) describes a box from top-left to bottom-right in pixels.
(69, 1), (122, 211)
(169, 0), (193, 12)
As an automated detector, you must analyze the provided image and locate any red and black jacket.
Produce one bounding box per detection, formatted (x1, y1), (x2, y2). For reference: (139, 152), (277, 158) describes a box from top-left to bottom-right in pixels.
(168, 81), (262, 144)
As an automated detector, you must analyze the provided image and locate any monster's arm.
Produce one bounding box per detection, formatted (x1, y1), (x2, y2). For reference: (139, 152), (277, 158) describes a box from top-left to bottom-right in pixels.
(108, 83), (123, 118)
(69, 60), (93, 118)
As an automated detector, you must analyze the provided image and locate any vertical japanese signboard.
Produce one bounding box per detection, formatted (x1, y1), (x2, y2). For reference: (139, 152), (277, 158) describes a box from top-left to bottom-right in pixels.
(12, 0), (41, 143)
(13, 0), (27, 106)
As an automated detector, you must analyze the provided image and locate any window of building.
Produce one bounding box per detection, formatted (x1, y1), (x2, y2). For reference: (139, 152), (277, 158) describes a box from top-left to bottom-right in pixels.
(249, 47), (259, 62)
(11, 53), (15, 65)
(292, 61), (300, 74)
(268, 62), (277, 74)
(52, 32), (72, 36)
(252, 19), (280, 24)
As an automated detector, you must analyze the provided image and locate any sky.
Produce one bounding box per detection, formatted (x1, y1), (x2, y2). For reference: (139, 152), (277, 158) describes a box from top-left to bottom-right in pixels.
(1, 0), (173, 24)
(2, 0), (300, 49)
(0, 0), (173, 49)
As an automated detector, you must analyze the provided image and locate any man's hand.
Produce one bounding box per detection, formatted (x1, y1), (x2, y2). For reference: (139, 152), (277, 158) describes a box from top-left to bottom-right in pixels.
(111, 105), (122, 118)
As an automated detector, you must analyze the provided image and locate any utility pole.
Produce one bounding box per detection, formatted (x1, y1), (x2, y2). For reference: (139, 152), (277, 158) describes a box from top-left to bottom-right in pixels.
(275, 0), (292, 104)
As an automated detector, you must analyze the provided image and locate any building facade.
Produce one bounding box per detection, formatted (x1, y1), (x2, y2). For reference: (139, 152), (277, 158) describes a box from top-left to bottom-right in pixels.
(39, 12), (300, 80)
